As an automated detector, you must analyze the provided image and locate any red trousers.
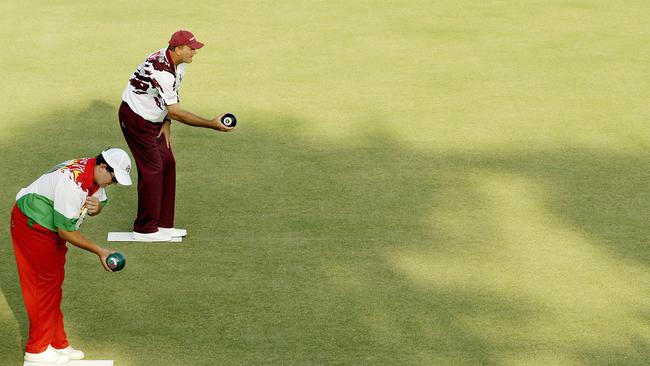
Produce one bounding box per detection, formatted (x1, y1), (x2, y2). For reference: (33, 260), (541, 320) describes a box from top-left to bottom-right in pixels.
(119, 101), (176, 233)
(11, 205), (69, 354)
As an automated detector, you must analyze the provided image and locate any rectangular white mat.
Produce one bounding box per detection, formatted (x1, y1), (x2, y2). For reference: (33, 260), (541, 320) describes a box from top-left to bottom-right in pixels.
(107, 232), (182, 242)
(25, 361), (113, 366)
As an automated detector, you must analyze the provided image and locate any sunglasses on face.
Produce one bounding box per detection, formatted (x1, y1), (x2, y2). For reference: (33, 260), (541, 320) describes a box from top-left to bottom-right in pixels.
(105, 165), (118, 184)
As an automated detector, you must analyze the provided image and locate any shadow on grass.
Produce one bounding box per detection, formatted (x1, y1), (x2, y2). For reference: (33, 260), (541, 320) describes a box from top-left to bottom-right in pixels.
(1, 100), (648, 365)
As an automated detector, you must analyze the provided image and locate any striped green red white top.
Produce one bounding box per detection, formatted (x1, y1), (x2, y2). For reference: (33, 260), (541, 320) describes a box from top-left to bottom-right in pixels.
(16, 158), (108, 232)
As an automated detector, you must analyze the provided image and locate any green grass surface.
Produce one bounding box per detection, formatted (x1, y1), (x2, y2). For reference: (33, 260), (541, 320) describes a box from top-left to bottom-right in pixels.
(1, 1), (649, 365)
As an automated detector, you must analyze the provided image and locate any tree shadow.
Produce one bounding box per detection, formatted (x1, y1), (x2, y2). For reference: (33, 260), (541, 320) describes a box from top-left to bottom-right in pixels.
(1, 100), (648, 365)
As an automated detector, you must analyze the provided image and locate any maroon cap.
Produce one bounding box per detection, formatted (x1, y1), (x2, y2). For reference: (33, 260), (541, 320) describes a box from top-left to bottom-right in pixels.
(169, 30), (204, 49)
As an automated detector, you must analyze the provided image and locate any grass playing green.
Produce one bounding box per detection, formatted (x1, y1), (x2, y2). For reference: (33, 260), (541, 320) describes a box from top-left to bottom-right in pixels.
(1, 1), (649, 365)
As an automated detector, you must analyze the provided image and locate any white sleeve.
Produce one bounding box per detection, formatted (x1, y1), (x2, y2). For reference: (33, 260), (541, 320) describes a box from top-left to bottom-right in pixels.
(152, 70), (179, 106)
(52, 173), (85, 228)
(93, 188), (108, 206)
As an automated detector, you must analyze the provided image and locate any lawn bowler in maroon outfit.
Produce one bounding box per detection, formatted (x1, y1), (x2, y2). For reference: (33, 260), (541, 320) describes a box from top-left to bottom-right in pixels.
(119, 30), (235, 241)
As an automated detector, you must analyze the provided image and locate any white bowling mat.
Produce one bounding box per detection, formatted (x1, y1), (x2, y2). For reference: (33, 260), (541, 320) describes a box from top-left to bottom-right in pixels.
(107, 232), (182, 242)
(25, 361), (113, 366)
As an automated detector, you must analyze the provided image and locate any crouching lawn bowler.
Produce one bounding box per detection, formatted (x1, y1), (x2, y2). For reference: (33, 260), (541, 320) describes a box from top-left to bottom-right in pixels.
(11, 148), (132, 363)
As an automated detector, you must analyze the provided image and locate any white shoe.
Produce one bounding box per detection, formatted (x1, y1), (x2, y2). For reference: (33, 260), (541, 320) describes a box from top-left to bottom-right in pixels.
(55, 345), (85, 360)
(24, 345), (70, 363)
(158, 227), (187, 237)
(133, 230), (172, 242)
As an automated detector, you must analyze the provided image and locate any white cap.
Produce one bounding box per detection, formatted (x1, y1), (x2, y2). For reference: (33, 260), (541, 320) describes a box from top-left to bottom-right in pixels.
(101, 148), (132, 186)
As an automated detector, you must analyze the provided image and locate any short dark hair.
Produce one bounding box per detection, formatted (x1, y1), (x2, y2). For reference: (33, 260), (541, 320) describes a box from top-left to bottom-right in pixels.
(95, 153), (114, 173)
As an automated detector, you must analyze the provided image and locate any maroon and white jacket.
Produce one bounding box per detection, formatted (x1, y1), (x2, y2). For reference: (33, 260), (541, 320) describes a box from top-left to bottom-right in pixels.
(122, 48), (186, 123)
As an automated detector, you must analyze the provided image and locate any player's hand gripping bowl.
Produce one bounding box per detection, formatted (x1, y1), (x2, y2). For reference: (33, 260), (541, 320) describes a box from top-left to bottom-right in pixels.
(106, 252), (126, 272)
(221, 113), (237, 128)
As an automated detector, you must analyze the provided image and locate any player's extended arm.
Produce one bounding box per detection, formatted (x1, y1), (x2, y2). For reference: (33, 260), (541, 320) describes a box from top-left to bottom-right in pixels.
(57, 228), (113, 271)
(166, 103), (233, 132)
